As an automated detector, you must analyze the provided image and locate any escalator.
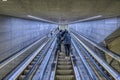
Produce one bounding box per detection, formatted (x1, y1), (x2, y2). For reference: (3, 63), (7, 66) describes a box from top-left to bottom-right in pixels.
(54, 52), (76, 80)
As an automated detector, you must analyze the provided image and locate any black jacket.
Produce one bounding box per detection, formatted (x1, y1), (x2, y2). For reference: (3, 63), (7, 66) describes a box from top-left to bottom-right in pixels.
(63, 33), (71, 45)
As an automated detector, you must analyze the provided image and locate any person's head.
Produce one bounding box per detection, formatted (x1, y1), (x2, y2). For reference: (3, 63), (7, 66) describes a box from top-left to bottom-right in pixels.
(60, 30), (62, 32)
(65, 30), (68, 33)
(58, 30), (62, 34)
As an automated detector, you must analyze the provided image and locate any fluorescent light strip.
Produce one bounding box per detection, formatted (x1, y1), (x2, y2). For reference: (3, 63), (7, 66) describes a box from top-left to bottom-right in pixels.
(2, 0), (7, 1)
(27, 15), (57, 24)
(70, 15), (102, 24)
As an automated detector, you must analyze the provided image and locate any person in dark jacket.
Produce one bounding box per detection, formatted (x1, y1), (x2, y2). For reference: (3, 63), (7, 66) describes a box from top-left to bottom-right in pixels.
(61, 30), (66, 37)
(56, 30), (62, 52)
(63, 30), (71, 56)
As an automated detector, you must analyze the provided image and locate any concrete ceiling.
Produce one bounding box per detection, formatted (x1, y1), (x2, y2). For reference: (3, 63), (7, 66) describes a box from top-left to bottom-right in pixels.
(0, 0), (120, 23)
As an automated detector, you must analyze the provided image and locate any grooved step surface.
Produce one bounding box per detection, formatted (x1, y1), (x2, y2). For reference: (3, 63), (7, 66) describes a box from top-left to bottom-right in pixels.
(19, 75), (25, 80)
(56, 75), (74, 80)
(55, 52), (76, 80)
(56, 70), (73, 75)
(57, 65), (72, 70)
(58, 62), (72, 65)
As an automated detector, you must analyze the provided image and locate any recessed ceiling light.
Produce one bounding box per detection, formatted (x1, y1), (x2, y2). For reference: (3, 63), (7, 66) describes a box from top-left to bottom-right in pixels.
(2, 0), (7, 1)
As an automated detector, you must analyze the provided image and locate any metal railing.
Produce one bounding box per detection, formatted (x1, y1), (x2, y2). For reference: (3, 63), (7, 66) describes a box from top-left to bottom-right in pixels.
(8, 39), (49, 80)
(72, 39), (97, 80)
(35, 38), (56, 80)
(71, 31), (120, 62)
(0, 36), (46, 69)
(71, 33), (120, 80)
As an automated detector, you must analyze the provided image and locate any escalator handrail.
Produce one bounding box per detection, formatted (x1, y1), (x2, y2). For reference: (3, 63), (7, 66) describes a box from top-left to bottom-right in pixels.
(71, 30), (120, 63)
(71, 33), (120, 80)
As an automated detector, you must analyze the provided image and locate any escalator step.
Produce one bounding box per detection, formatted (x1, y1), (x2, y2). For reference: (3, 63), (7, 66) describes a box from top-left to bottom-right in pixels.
(23, 70), (30, 75)
(56, 70), (74, 75)
(58, 61), (72, 65)
(18, 75), (26, 80)
(58, 58), (70, 61)
(56, 75), (75, 80)
(57, 65), (72, 69)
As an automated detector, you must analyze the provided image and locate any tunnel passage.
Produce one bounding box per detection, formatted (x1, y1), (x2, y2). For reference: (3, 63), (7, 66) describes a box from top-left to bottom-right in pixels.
(0, 0), (120, 80)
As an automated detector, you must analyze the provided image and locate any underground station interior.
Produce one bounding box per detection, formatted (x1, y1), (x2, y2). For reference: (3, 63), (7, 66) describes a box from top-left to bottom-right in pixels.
(0, 0), (120, 80)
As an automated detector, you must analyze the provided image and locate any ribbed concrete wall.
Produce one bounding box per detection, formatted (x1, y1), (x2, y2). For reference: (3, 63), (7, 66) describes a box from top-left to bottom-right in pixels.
(69, 17), (120, 43)
(0, 16), (56, 61)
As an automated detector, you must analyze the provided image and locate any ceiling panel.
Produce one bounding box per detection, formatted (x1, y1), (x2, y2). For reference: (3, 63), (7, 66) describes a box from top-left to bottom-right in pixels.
(0, 0), (120, 23)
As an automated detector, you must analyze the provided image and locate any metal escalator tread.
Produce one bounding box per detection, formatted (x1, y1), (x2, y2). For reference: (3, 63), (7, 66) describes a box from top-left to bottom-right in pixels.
(58, 61), (72, 65)
(56, 70), (74, 75)
(56, 75), (74, 80)
(55, 52), (76, 80)
(18, 75), (25, 80)
(57, 65), (72, 70)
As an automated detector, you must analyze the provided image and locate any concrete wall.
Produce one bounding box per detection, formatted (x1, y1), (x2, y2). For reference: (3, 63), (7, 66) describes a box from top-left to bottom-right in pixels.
(69, 17), (120, 43)
(0, 16), (56, 61)
(69, 17), (120, 72)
